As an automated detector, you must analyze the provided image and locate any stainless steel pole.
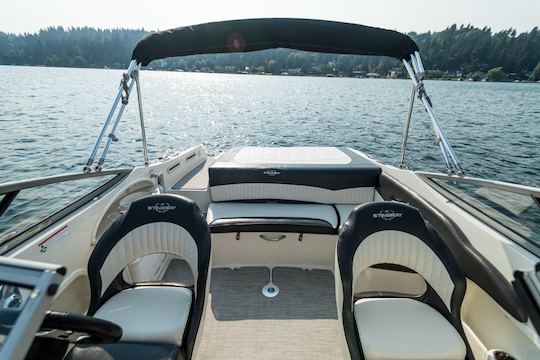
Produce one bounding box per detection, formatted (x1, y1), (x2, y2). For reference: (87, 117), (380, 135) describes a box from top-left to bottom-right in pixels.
(399, 85), (416, 168)
(133, 67), (149, 166)
(96, 79), (136, 169)
(402, 58), (464, 175)
(84, 60), (137, 171)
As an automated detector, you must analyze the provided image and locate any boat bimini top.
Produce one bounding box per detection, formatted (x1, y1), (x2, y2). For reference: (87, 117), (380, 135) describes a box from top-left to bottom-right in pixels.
(84, 18), (463, 176)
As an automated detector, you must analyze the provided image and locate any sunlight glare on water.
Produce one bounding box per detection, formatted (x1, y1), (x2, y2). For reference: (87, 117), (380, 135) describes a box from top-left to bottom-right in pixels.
(0, 65), (539, 187)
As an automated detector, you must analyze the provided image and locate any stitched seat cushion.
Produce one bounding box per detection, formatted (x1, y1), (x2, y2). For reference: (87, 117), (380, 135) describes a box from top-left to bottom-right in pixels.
(354, 298), (466, 360)
(94, 286), (192, 346)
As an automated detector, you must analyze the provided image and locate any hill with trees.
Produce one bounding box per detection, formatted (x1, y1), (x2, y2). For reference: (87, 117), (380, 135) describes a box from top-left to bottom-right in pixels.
(0, 25), (539, 80)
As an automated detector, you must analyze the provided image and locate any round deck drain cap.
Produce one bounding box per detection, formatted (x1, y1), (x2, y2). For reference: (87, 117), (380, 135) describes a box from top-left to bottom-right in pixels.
(262, 282), (279, 298)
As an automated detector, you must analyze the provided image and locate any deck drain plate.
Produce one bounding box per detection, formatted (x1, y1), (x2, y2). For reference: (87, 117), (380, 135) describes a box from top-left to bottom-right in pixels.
(262, 282), (280, 298)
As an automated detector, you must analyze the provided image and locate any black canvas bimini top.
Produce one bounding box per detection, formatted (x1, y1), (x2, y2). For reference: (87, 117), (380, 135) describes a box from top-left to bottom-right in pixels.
(132, 18), (419, 66)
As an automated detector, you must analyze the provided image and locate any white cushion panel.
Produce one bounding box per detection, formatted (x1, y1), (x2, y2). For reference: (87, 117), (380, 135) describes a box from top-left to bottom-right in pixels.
(354, 298), (466, 360)
(206, 202), (338, 228)
(99, 222), (198, 295)
(335, 196), (384, 227)
(94, 286), (192, 346)
(352, 230), (454, 310)
(232, 146), (352, 164)
(335, 205), (357, 226)
(210, 183), (374, 204)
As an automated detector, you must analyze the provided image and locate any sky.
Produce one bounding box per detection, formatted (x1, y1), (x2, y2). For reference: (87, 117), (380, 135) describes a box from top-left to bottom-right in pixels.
(1, 0), (538, 35)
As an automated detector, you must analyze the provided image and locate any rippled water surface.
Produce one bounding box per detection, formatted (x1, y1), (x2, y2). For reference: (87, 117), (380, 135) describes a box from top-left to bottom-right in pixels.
(1, 65), (539, 186)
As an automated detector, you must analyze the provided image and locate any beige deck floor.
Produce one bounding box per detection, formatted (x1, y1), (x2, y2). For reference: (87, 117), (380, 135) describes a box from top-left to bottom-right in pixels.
(166, 260), (342, 360)
(164, 263), (344, 360)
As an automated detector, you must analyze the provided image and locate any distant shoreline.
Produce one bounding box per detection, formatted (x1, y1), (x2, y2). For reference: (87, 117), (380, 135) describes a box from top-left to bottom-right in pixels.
(2, 63), (540, 83)
(2, 25), (539, 82)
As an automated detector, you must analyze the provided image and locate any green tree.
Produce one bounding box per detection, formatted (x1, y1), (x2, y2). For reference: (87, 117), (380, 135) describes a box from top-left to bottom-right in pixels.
(266, 59), (278, 74)
(486, 67), (506, 81)
(1, 25), (540, 79)
(71, 55), (87, 67)
(533, 62), (540, 81)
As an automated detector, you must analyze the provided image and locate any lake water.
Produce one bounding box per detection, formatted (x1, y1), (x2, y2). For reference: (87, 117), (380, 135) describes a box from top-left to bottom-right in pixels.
(1, 65), (539, 186)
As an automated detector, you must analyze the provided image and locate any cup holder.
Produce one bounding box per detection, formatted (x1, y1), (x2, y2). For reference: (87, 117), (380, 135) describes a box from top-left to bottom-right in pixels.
(487, 350), (516, 360)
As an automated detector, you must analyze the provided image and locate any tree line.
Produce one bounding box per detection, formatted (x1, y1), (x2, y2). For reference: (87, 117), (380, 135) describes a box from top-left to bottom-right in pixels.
(1, 24), (539, 80)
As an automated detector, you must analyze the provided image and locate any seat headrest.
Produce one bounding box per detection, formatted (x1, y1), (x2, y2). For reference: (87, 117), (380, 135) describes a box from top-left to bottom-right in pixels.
(119, 194), (208, 241)
(343, 202), (431, 241)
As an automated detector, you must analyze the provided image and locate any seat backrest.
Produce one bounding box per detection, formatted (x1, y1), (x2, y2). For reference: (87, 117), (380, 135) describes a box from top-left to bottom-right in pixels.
(336, 202), (468, 359)
(87, 194), (211, 314)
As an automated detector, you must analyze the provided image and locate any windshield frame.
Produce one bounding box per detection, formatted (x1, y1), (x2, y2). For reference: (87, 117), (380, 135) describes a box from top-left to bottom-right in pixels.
(418, 171), (540, 257)
(0, 169), (131, 255)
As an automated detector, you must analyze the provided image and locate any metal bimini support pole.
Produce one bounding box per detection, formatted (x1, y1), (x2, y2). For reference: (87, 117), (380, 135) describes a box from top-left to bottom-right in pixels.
(402, 59), (452, 173)
(402, 53), (464, 175)
(133, 68), (149, 166)
(410, 52), (462, 173)
(95, 73), (137, 171)
(84, 60), (137, 172)
(398, 85), (416, 168)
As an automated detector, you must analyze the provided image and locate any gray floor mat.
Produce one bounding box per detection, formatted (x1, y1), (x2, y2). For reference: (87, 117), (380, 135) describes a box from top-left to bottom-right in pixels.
(195, 267), (345, 360)
(162, 258), (194, 285)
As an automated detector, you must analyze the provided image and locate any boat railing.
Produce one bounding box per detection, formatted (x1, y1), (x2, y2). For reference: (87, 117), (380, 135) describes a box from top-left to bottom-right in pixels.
(417, 171), (540, 198)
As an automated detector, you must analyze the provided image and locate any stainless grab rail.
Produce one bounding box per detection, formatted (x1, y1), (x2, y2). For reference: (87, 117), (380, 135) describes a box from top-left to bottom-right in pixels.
(416, 171), (540, 198)
(0, 168), (132, 195)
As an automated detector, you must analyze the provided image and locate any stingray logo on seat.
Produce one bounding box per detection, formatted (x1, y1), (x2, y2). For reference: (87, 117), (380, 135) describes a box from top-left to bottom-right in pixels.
(263, 169), (281, 177)
(373, 210), (402, 221)
(147, 203), (176, 213)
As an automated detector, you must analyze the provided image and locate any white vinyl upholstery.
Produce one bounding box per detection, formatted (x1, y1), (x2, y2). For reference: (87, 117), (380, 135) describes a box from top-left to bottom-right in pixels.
(335, 195), (384, 227)
(210, 184), (375, 204)
(354, 298), (466, 360)
(335, 205), (358, 225)
(232, 146), (352, 164)
(99, 222), (198, 296)
(352, 230), (455, 310)
(94, 286), (192, 346)
(206, 202), (338, 228)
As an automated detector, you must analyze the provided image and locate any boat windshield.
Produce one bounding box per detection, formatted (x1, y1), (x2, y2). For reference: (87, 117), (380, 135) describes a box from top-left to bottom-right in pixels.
(0, 170), (129, 254)
(423, 174), (540, 254)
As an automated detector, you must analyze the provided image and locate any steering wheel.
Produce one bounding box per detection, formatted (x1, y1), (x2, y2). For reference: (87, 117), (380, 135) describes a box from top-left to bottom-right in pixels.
(0, 308), (122, 344)
(39, 311), (122, 344)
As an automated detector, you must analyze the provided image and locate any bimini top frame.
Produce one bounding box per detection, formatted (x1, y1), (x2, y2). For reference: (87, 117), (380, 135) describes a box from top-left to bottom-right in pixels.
(85, 18), (463, 175)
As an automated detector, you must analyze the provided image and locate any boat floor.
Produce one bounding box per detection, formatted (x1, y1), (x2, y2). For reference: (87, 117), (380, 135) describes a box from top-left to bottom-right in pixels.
(163, 261), (344, 360)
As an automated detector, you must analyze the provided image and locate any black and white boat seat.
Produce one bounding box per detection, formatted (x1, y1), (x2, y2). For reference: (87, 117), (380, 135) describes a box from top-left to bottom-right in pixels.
(67, 194), (211, 360)
(207, 202), (338, 234)
(335, 202), (471, 360)
(208, 147), (381, 204)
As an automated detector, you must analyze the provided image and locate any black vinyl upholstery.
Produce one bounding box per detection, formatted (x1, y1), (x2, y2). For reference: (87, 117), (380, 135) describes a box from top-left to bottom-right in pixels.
(336, 202), (471, 360)
(78, 194), (211, 360)
(209, 147), (381, 191)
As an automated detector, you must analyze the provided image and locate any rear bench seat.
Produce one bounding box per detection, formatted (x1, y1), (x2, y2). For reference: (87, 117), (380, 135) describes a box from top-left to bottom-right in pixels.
(209, 147), (380, 205)
(207, 147), (381, 231)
